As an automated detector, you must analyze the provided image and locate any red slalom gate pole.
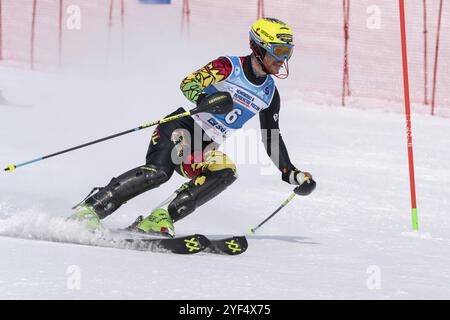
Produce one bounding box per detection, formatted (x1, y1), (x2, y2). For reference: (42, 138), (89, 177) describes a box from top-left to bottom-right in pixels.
(109, 0), (114, 28)
(423, 0), (428, 105)
(121, 0), (124, 61)
(121, 0), (124, 27)
(106, 0), (113, 64)
(399, 0), (419, 231)
(431, 0), (443, 116)
(257, 0), (265, 20)
(0, 0), (3, 61)
(30, 0), (37, 69)
(342, 0), (351, 107)
(59, 0), (63, 66)
(181, 0), (190, 35)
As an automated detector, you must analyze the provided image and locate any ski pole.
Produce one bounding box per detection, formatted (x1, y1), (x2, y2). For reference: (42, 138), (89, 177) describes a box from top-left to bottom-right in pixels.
(3, 92), (233, 172)
(247, 180), (316, 235)
(247, 189), (298, 235)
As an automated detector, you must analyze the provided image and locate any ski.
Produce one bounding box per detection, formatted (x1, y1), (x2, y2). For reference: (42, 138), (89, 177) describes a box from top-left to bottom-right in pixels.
(109, 229), (248, 255)
(4, 230), (247, 255)
(204, 236), (248, 255)
(111, 233), (209, 254)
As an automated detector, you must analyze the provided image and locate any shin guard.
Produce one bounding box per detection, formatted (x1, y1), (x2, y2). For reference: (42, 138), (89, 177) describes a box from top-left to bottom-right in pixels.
(85, 165), (169, 219)
(168, 168), (237, 222)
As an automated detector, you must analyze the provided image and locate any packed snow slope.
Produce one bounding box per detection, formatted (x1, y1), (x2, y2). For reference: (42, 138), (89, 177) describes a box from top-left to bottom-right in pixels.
(1, 65), (449, 300)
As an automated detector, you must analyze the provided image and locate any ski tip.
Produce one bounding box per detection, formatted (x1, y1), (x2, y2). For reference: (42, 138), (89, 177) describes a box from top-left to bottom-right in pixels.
(225, 236), (248, 255)
(205, 235), (248, 255)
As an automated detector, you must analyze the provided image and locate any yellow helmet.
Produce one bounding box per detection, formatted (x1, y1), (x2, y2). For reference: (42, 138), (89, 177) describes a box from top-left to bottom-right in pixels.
(250, 18), (294, 61)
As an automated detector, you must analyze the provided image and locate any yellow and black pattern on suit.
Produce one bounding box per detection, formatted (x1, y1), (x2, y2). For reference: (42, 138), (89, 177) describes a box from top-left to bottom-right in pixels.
(178, 150), (236, 179)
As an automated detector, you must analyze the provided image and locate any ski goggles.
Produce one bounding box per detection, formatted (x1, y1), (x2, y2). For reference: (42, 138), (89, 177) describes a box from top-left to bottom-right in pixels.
(267, 43), (294, 61)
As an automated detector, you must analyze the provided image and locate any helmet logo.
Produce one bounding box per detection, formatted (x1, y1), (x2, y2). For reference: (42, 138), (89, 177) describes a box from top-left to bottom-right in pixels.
(260, 29), (275, 41)
(277, 33), (293, 43)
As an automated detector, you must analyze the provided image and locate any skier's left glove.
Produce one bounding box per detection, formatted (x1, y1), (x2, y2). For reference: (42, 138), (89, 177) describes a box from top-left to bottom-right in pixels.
(282, 168), (316, 196)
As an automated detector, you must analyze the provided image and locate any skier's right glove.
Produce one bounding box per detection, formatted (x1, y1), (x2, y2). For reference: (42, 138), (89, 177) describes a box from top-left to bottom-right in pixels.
(194, 91), (234, 116)
(196, 92), (209, 105)
(282, 169), (316, 196)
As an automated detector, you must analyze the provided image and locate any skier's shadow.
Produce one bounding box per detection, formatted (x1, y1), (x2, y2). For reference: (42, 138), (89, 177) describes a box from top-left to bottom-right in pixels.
(206, 234), (319, 245)
(247, 235), (320, 245)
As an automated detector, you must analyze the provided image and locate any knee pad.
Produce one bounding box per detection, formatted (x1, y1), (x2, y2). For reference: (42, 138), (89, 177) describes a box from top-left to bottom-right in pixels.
(204, 150), (237, 173)
(176, 149), (237, 179)
(86, 165), (169, 219)
(168, 168), (237, 222)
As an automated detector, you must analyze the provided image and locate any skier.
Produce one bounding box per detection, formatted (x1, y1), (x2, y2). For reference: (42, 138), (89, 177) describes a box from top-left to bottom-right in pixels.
(69, 17), (316, 237)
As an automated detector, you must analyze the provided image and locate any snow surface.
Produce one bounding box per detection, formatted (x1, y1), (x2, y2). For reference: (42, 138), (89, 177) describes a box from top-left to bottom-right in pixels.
(1, 63), (450, 300)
